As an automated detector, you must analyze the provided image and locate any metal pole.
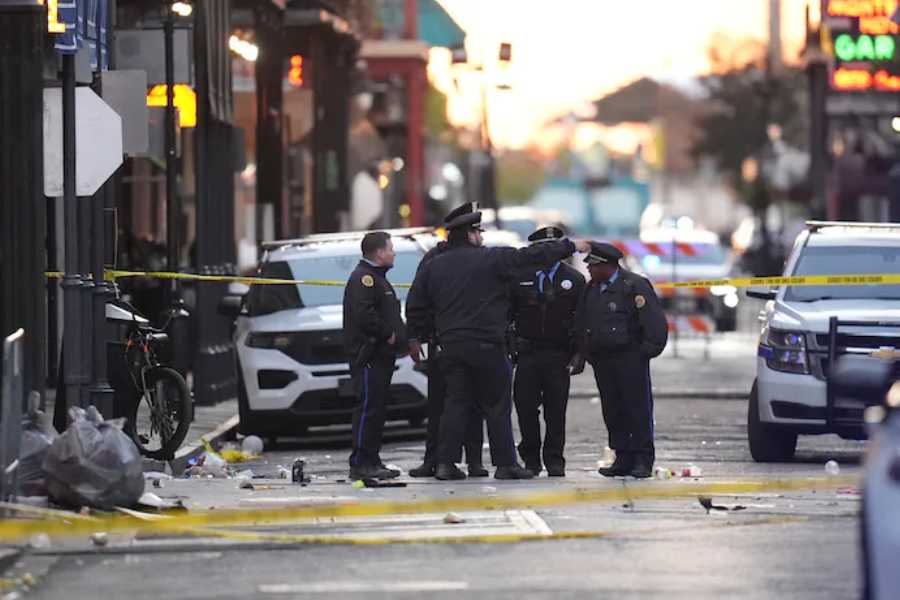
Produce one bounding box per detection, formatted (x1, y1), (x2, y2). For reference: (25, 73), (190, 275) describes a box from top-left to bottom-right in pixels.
(61, 53), (85, 414)
(164, 6), (179, 305)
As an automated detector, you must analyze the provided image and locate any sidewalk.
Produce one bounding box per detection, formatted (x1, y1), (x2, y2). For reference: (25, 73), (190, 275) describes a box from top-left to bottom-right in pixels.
(571, 332), (758, 400)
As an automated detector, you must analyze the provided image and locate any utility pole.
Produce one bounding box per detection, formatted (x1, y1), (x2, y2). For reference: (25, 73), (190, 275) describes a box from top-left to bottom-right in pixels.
(164, 3), (179, 305)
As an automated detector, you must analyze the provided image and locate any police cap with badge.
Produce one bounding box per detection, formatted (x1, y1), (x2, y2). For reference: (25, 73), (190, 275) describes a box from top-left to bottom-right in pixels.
(583, 241), (624, 265)
(444, 202), (483, 231)
(527, 226), (566, 243)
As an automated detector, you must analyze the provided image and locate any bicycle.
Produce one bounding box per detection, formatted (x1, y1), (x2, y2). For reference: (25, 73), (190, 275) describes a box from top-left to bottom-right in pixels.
(118, 302), (192, 460)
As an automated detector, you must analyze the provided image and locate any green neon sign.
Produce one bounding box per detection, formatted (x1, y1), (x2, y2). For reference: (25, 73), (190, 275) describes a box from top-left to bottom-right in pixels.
(835, 33), (896, 61)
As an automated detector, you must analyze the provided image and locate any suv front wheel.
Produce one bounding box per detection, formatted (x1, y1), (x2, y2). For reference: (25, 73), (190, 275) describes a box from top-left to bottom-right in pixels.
(748, 381), (798, 462)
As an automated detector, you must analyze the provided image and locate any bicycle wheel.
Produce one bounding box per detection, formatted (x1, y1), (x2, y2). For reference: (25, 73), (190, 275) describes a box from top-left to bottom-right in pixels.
(126, 367), (192, 460)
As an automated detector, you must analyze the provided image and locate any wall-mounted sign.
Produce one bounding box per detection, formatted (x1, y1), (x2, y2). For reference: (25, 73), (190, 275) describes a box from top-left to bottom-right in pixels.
(41, 0), (66, 33)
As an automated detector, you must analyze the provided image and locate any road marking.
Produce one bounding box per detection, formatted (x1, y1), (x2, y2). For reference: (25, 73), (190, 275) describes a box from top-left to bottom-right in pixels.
(259, 581), (469, 594)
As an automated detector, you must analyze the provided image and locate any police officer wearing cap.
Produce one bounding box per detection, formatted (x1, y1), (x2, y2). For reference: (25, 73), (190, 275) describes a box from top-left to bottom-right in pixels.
(343, 231), (405, 481)
(407, 203), (487, 479)
(575, 242), (668, 478)
(509, 226), (586, 477)
(407, 208), (591, 480)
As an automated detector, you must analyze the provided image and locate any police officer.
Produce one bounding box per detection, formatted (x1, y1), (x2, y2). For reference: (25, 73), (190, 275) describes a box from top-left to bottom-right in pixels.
(408, 203), (487, 479)
(576, 242), (668, 478)
(343, 231), (405, 481)
(407, 208), (591, 480)
(509, 227), (586, 477)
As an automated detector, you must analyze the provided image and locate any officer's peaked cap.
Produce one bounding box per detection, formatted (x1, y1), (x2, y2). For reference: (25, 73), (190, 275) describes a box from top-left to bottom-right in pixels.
(584, 241), (624, 264)
(527, 226), (565, 243)
(444, 202), (482, 230)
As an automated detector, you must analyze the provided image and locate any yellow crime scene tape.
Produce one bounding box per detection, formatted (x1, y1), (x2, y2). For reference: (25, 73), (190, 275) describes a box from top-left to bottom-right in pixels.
(44, 270), (900, 291)
(0, 476), (857, 543)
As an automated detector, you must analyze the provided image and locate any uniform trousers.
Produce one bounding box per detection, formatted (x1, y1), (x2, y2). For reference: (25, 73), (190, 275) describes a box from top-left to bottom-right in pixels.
(423, 354), (484, 465)
(513, 347), (570, 470)
(437, 341), (517, 467)
(590, 350), (655, 461)
(349, 353), (394, 467)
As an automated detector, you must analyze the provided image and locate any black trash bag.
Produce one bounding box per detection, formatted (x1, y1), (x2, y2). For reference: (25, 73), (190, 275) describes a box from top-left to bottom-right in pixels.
(19, 411), (57, 496)
(43, 406), (145, 509)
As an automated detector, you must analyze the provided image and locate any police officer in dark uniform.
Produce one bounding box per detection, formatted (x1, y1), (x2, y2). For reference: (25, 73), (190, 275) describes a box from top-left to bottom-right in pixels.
(407, 208), (591, 480)
(509, 227), (586, 477)
(408, 203), (487, 479)
(576, 242), (668, 478)
(343, 231), (405, 481)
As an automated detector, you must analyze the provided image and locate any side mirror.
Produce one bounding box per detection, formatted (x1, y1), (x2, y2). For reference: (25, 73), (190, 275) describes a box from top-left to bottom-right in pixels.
(746, 288), (777, 301)
(218, 295), (244, 319)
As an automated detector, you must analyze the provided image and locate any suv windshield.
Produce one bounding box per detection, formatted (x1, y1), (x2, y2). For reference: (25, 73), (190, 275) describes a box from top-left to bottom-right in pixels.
(246, 249), (422, 315)
(785, 245), (900, 302)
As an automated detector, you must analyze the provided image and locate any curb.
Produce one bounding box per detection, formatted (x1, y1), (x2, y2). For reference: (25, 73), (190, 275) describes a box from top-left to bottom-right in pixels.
(171, 414), (240, 474)
(570, 389), (748, 400)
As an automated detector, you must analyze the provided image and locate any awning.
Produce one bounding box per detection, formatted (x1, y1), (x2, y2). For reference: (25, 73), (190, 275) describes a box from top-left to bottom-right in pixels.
(418, 0), (465, 48)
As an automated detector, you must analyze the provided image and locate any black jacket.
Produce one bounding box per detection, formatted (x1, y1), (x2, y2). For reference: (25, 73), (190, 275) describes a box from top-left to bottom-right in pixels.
(574, 268), (668, 359)
(342, 260), (405, 360)
(509, 260), (585, 349)
(405, 241), (449, 342)
(406, 239), (576, 346)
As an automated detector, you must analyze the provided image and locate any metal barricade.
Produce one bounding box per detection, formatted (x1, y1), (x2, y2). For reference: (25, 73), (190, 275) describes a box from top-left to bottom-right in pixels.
(0, 328), (24, 500)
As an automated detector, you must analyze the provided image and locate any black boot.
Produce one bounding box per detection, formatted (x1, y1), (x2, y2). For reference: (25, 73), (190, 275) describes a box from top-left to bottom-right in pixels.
(598, 454), (633, 477)
(409, 462), (436, 478)
(467, 463), (489, 478)
(435, 463), (467, 480)
(494, 464), (535, 480)
(628, 455), (653, 479)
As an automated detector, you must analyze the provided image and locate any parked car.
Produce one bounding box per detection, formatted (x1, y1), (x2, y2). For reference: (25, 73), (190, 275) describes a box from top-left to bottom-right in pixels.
(747, 221), (900, 462)
(637, 227), (740, 331)
(220, 228), (436, 442)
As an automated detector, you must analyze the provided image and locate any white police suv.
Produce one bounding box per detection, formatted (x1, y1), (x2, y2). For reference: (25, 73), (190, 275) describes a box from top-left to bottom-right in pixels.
(223, 229), (435, 442)
(748, 221), (900, 461)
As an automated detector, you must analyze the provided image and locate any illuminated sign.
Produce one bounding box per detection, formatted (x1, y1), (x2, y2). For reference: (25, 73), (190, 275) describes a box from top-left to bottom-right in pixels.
(834, 33), (895, 60)
(824, 0), (900, 94)
(146, 84), (197, 128)
(40, 0), (67, 33)
(288, 55), (304, 87)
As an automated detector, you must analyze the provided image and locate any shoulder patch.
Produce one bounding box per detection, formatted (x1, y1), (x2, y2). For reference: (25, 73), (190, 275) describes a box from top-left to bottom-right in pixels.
(361, 274), (374, 288)
(635, 294), (646, 308)
(561, 279), (573, 290)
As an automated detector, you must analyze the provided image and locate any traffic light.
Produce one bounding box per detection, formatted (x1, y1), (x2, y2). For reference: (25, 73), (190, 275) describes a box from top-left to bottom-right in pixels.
(288, 54), (304, 87)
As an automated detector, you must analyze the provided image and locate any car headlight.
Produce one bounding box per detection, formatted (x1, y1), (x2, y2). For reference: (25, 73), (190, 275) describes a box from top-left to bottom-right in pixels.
(246, 332), (293, 349)
(758, 328), (808, 374)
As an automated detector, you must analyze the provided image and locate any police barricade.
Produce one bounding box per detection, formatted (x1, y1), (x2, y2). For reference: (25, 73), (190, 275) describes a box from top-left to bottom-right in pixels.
(666, 314), (714, 360)
(0, 328), (24, 501)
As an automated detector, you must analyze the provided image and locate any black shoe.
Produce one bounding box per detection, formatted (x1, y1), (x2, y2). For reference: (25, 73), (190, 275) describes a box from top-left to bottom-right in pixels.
(409, 462), (436, 478)
(467, 463), (489, 478)
(525, 463), (542, 477)
(628, 457), (653, 479)
(435, 463), (467, 480)
(546, 465), (566, 477)
(349, 465), (400, 481)
(494, 464), (535, 480)
(375, 460), (401, 479)
(598, 456), (633, 477)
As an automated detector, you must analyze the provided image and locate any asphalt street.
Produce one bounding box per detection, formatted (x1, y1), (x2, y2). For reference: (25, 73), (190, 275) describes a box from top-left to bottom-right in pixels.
(17, 334), (866, 600)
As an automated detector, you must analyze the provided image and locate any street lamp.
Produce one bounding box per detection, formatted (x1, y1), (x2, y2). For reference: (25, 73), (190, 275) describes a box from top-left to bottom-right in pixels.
(452, 42), (512, 215)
